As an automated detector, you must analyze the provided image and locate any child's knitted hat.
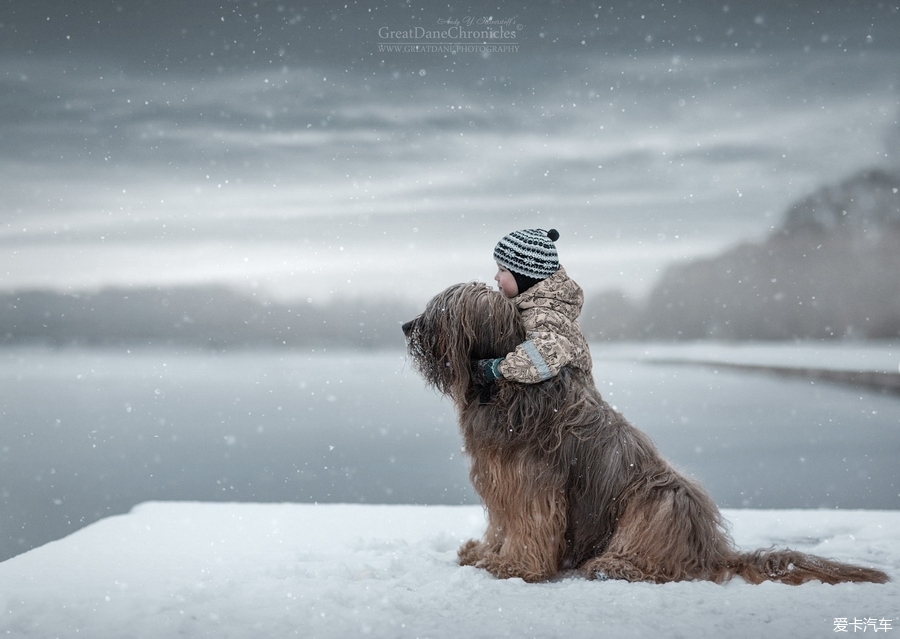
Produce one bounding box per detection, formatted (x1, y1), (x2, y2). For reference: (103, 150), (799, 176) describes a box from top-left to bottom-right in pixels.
(493, 228), (560, 293)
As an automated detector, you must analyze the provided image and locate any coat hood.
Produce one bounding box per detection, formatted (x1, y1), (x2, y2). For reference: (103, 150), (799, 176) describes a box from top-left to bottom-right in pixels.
(514, 266), (584, 321)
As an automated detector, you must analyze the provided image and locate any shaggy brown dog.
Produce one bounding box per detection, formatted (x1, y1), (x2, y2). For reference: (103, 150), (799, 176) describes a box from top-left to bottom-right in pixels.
(402, 282), (889, 585)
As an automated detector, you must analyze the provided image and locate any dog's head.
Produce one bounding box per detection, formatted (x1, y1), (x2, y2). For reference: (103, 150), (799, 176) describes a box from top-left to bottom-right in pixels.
(402, 282), (524, 398)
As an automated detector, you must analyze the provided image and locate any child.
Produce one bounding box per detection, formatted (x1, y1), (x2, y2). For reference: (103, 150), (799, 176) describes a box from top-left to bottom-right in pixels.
(474, 228), (594, 393)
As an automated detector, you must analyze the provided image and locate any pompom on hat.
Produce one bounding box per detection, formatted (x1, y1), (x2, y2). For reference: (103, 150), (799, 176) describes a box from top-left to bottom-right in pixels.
(494, 228), (560, 294)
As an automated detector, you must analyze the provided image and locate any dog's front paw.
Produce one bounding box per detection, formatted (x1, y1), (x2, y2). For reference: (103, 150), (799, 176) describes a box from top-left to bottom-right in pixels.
(458, 539), (486, 566)
(475, 555), (548, 583)
(579, 556), (646, 582)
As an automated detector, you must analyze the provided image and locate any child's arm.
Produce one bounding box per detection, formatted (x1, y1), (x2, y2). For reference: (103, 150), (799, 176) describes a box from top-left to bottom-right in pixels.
(496, 330), (576, 384)
(474, 329), (576, 386)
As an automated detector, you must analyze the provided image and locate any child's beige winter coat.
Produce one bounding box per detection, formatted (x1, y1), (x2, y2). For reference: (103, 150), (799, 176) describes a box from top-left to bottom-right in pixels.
(498, 266), (594, 384)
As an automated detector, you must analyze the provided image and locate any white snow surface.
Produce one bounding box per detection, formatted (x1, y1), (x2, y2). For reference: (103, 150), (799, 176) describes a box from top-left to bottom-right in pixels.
(0, 503), (896, 638)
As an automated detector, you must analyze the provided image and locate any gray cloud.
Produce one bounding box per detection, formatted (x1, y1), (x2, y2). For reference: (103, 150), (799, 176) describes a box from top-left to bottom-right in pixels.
(2, 4), (899, 302)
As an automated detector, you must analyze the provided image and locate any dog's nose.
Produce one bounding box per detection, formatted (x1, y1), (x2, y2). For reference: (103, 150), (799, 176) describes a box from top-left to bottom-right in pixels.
(401, 320), (413, 336)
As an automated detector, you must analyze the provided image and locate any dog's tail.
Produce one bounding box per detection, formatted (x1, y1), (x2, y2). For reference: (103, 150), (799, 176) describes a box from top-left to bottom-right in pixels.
(720, 549), (889, 585)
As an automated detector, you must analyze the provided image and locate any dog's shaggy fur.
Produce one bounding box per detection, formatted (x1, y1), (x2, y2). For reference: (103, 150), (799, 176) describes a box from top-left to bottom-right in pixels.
(402, 282), (889, 585)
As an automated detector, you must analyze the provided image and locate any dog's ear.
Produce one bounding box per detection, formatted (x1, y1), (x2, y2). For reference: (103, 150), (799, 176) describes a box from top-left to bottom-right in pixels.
(464, 285), (523, 360)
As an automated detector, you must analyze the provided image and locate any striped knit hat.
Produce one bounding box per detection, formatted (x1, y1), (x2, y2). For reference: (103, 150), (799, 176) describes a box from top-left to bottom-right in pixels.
(494, 228), (560, 292)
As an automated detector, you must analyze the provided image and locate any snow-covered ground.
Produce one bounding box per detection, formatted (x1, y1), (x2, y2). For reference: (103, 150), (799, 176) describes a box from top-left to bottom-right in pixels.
(0, 502), (896, 638)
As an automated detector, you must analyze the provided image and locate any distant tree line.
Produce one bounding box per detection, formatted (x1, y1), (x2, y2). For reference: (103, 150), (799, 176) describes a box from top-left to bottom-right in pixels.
(582, 168), (900, 341)
(0, 286), (418, 350)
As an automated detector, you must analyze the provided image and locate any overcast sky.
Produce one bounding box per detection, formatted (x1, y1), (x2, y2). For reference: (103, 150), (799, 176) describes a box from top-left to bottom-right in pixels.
(1, 1), (899, 302)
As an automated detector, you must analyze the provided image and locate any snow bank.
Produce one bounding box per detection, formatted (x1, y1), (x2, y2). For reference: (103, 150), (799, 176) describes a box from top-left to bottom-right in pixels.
(0, 504), (896, 638)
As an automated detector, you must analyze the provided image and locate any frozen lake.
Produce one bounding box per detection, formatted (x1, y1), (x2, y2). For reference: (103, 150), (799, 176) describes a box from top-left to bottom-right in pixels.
(1, 342), (898, 562)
